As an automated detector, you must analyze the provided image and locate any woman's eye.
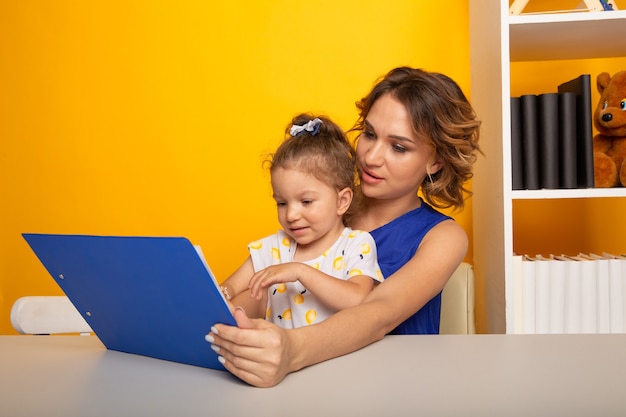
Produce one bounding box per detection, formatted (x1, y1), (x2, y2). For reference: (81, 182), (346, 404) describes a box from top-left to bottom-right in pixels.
(361, 130), (375, 140)
(392, 144), (407, 153)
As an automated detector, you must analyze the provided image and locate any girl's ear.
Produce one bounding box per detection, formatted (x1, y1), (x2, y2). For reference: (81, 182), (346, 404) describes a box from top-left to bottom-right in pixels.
(337, 187), (353, 215)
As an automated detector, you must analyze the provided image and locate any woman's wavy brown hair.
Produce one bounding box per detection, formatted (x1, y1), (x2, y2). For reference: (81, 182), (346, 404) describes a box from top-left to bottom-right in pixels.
(350, 67), (482, 211)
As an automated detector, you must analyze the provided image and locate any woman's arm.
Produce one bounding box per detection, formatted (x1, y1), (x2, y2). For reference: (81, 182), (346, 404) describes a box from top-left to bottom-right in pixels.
(209, 220), (467, 387)
(248, 262), (375, 311)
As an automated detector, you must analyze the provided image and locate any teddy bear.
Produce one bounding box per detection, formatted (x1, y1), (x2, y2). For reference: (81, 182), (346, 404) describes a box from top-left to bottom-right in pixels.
(593, 70), (626, 188)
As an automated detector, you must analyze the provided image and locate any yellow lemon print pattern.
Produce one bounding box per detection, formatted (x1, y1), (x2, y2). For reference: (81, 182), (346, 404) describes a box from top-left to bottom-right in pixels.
(274, 283), (287, 294)
(349, 268), (362, 277)
(293, 293), (305, 304)
(305, 309), (317, 325)
(333, 256), (343, 270)
(278, 308), (292, 321)
(260, 227), (382, 327)
(361, 242), (371, 255)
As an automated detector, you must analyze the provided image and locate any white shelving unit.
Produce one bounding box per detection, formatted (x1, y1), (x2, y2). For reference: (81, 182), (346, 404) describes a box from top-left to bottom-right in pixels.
(469, 2), (626, 333)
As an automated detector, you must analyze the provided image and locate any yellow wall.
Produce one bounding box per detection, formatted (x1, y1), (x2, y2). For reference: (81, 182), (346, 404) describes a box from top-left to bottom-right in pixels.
(0, 1), (473, 334)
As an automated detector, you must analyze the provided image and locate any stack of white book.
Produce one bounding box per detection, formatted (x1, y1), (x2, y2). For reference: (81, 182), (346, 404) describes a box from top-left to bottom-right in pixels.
(508, 253), (626, 334)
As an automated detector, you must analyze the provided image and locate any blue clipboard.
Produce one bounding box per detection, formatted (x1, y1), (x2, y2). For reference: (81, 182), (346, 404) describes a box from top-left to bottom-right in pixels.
(22, 233), (236, 370)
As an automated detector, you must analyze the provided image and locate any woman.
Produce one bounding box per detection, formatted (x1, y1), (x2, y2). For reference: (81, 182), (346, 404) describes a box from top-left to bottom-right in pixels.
(206, 67), (481, 387)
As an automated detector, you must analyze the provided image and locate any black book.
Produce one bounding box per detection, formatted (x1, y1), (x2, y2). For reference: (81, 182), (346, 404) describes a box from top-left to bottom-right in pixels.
(511, 97), (524, 190)
(558, 92), (578, 189)
(557, 74), (594, 188)
(520, 94), (540, 190)
(538, 93), (560, 189)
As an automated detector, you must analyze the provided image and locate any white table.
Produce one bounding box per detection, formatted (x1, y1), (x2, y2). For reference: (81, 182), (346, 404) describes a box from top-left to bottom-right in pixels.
(1, 334), (625, 416)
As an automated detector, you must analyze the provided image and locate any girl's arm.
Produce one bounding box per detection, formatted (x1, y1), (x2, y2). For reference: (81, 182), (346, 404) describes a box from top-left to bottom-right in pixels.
(220, 257), (266, 318)
(248, 263), (375, 311)
(228, 288), (267, 319)
(209, 220), (467, 388)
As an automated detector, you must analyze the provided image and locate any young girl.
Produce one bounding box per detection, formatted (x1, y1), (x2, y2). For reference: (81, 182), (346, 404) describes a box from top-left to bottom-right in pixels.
(208, 67), (481, 387)
(220, 113), (383, 329)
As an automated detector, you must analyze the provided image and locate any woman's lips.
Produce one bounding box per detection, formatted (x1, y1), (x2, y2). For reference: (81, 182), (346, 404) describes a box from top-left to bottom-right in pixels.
(361, 168), (383, 184)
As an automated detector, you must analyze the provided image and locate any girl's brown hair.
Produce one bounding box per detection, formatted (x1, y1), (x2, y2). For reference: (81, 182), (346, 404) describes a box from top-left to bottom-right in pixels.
(265, 113), (357, 224)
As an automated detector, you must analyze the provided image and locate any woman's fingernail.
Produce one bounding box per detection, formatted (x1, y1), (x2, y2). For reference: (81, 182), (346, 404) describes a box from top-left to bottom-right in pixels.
(218, 356), (226, 365)
(205, 334), (215, 343)
(210, 344), (220, 353)
(210, 326), (219, 335)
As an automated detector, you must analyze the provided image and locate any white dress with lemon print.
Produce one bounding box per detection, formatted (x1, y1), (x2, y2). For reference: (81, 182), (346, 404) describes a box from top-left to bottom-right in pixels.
(248, 227), (383, 329)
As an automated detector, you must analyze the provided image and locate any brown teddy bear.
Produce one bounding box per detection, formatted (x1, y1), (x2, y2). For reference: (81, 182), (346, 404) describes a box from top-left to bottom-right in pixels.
(593, 70), (626, 188)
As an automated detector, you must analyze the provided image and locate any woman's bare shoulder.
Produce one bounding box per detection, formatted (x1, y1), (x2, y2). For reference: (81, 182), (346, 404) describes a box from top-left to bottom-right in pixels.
(404, 219), (468, 281)
(423, 218), (468, 249)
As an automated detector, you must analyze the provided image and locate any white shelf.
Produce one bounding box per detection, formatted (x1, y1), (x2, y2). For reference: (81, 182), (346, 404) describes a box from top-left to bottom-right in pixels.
(509, 10), (626, 61)
(512, 188), (626, 200)
(469, 2), (626, 334)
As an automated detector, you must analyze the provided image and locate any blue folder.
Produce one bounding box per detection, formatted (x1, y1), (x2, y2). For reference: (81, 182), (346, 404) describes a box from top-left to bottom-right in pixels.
(22, 233), (236, 370)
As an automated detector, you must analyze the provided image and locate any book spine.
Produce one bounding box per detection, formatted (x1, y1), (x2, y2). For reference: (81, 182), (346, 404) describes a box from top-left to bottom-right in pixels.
(564, 258), (582, 334)
(558, 92), (578, 189)
(557, 74), (595, 188)
(607, 257), (624, 333)
(511, 97), (524, 190)
(580, 260), (597, 334)
(538, 93), (560, 189)
(621, 256), (626, 333)
(521, 94), (540, 190)
(595, 257), (610, 333)
(522, 256), (536, 334)
(548, 257), (566, 334)
(534, 257), (551, 333)
(578, 75), (595, 188)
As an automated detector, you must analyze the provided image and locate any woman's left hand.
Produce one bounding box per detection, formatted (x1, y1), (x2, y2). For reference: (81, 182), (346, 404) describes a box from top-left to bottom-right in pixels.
(207, 307), (296, 388)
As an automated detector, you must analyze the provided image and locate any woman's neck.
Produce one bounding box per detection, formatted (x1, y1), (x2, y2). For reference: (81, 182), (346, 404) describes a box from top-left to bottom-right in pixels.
(352, 194), (422, 232)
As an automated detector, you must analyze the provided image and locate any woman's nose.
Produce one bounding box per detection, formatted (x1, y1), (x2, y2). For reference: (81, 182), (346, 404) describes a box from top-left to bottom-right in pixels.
(363, 142), (384, 166)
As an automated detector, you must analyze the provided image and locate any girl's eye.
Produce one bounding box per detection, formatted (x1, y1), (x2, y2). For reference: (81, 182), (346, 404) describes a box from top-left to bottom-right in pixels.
(302, 200), (313, 205)
(276, 202), (286, 207)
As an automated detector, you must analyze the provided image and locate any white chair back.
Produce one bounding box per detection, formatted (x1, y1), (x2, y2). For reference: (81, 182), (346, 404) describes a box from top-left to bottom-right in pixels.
(440, 262), (476, 335)
(11, 296), (93, 335)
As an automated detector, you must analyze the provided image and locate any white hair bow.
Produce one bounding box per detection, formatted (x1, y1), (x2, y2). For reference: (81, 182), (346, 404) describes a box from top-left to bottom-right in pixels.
(289, 118), (323, 136)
